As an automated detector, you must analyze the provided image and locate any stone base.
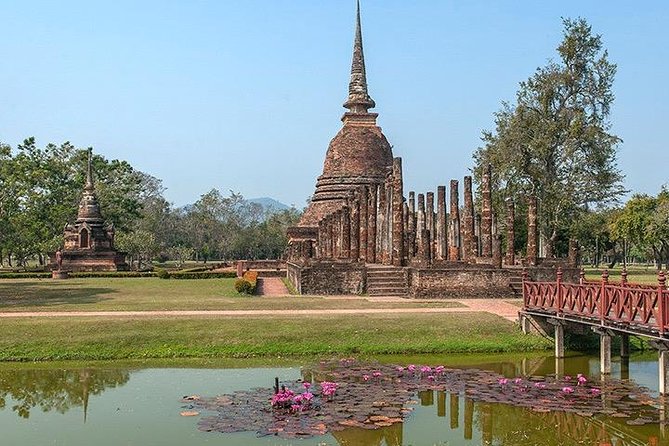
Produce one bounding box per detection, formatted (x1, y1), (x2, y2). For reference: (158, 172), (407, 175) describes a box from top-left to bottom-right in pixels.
(49, 249), (129, 272)
(51, 270), (70, 280)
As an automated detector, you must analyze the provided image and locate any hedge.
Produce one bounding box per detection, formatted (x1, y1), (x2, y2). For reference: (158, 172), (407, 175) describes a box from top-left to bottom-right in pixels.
(168, 271), (237, 280)
(0, 270), (237, 280)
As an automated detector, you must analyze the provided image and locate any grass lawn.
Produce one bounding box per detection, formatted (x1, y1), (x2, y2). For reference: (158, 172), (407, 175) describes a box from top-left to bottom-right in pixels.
(0, 278), (464, 312)
(0, 312), (550, 361)
(583, 265), (663, 286)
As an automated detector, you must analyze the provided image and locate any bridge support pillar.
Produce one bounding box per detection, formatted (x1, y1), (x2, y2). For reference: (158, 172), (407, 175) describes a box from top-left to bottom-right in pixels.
(552, 322), (565, 358)
(661, 350), (668, 395)
(520, 314), (531, 334)
(600, 332), (612, 375)
(620, 334), (630, 358)
(592, 327), (612, 375)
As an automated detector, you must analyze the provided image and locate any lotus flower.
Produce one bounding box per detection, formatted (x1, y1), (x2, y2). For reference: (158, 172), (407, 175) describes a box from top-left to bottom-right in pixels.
(562, 386), (574, 394)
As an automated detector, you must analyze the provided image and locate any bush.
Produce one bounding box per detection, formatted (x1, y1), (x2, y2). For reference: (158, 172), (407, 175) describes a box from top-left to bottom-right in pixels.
(234, 278), (254, 294)
(169, 271), (237, 280)
(234, 271), (259, 295)
(155, 268), (170, 279)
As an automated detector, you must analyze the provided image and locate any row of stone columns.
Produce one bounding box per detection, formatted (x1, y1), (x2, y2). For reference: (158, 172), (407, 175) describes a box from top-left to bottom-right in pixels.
(315, 158), (405, 265)
(309, 161), (549, 268)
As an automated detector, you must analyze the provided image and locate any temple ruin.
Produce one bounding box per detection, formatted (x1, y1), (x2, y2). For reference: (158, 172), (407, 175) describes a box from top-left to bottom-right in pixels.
(50, 149), (128, 272)
(286, 2), (577, 297)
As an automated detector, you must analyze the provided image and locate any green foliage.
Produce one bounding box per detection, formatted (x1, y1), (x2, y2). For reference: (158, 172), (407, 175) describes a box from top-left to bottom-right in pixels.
(155, 268), (170, 279)
(474, 18), (624, 257)
(234, 278), (254, 294)
(610, 190), (669, 267)
(169, 271), (237, 279)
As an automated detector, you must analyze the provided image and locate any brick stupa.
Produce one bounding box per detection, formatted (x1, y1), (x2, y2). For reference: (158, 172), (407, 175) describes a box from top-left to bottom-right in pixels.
(50, 149), (128, 272)
(288, 1), (394, 251)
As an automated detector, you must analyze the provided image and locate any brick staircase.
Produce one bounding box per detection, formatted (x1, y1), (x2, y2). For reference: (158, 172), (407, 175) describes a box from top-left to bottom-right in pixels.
(508, 273), (524, 297)
(366, 265), (409, 297)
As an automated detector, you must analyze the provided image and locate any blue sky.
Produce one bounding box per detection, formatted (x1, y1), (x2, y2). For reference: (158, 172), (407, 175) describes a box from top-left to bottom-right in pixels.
(1, 0), (667, 207)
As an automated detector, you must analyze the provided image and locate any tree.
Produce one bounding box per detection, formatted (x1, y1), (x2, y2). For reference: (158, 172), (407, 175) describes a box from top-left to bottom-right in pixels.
(610, 190), (669, 268)
(474, 18), (625, 257)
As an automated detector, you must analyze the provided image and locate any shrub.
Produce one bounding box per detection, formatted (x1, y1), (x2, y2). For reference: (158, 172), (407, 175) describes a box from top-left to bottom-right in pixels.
(156, 268), (170, 279)
(170, 271), (237, 280)
(234, 278), (254, 294)
(234, 271), (259, 295)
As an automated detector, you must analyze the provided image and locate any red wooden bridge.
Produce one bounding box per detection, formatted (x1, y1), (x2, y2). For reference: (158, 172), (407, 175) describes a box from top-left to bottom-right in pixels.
(520, 268), (669, 394)
(523, 269), (669, 339)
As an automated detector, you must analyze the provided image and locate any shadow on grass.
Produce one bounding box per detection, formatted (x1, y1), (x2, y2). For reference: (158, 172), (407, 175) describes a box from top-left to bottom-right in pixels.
(0, 282), (115, 308)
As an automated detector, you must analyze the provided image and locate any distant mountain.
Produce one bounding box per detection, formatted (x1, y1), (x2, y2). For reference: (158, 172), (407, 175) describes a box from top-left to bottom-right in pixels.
(247, 197), (291, 213)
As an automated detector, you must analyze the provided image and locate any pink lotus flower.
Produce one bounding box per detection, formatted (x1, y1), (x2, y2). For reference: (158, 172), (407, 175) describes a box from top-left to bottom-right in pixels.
(562, 386), (574, 394)
(362, 374), (370, 381)
(534, 382), (546, 389)
(577, 375), (587, 386)
(498, 378), (509, 385)
(290, 404), (301, 412)
(407, 365), (416, 373)
(513, 378), (522, 384)
(564, 375), (572, 381)
(396, 366), (405, 373)
(420, 366), (432, 374)
(591, 388), (601, 395)
(303, 382), (311, 390)
(427, 375), (435, 381)
(372, 371), (382, 378)
(320, 381), (338, 398)
(435, 366), (445, 374)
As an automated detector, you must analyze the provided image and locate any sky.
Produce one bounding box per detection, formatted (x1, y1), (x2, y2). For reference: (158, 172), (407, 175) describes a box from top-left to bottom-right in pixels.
(1, 0), (668, 208)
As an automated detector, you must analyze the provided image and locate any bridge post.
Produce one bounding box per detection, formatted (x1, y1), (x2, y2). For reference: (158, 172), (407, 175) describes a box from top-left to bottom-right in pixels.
(620, 333), (630, 380)
(600, 332), (612, 375)
(548, 319), (565, 358)
(661, 349), (668, 395)
(593, 327), (612, 375)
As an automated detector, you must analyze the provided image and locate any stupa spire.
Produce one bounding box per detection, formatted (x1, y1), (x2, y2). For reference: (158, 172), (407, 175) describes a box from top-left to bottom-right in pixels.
(85, 148), (94, 191)
(77, 148), (103, 223)
(343, 0), (376, 115)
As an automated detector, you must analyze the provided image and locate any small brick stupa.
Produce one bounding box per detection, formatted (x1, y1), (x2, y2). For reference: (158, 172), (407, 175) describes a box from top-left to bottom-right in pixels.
(50, 149), (128, 272)
(288, 1), (394, 251)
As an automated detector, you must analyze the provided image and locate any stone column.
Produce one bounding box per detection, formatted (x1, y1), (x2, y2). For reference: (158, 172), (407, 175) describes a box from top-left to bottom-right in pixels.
(481, 164), (493, 257)
(417, 193), (426, 248)
(403, 202), (410, 265)
(342, 206), (351, 259)
(436, 186), (447, 261)
(318, 220), (325, 259)
(463, 176), (475, 263)
(568, 238), (580, 267)
(527, 196), (538, 266)
(418, 229), (431, 266)
(350, 194), (360, 261)
(505, 198), (515, 266)
(408, 191), (416, 258)
(359, 186), (369, 263)
(328, 215), (336, 259)
(448, 180), (460, 261)
(492, 234), (503, 268)
(391, 157), (405, 267)
(474, 213), (482, 257)
(368, 185), (377, 264)
(379, 181), (390, 265)
(426, 191), (435, 263)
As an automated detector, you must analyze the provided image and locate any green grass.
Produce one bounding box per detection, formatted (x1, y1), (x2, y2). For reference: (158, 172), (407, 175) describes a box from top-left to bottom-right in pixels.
(583, 265), (663, 285)
(0, 278), (463, 312)
(0, 312), (550, 361)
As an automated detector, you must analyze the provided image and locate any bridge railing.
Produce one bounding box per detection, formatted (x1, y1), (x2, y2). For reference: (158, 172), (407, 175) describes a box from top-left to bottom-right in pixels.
(523, 268), (669, 335)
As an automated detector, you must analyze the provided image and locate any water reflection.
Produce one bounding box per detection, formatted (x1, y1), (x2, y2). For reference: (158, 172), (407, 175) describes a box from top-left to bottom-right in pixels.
(0, 368), (129, 420)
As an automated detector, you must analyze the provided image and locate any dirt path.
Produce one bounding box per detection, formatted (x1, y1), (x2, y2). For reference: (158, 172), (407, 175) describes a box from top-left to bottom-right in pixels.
(0, 299), (521, 321)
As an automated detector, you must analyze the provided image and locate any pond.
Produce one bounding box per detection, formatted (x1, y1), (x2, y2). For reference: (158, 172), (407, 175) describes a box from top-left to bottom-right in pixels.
(0, 353), (667, 445)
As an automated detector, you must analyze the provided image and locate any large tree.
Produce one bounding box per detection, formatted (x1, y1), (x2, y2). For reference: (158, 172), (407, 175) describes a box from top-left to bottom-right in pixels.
(474, 18), (625, 256)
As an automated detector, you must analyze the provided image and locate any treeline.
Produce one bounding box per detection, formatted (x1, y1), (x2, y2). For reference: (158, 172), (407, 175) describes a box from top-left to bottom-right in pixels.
(0, 138), (301, 269)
